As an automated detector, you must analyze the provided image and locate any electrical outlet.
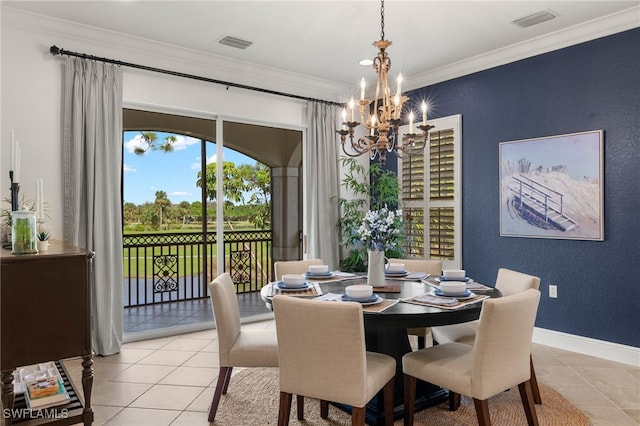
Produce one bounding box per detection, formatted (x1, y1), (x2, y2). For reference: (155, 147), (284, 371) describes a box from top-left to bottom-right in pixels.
(549, 284), (558, 298)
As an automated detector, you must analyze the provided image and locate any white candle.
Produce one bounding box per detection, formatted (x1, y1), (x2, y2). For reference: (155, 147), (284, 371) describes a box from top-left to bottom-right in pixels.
(341, 108), (347, 130)
(396, 74), (403, 96)
(360, 78), (366, 100)
(409, 111), (414, 134)
(14, 142), (21, 183)
(37, 179), (44, 220)
(10, 129), (15, 172)
(421, 101), (428, 125)
(370, 115), (376, 136)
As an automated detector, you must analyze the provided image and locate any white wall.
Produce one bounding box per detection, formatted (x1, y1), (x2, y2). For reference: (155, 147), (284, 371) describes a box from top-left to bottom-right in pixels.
(1, 7), (347, 239)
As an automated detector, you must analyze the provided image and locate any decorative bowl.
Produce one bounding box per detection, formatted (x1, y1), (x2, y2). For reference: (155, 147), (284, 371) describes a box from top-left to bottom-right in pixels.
(442, 269), (466, 279)
(281, 274), (306, 287)
(345, 284), (373, 300)
(439, 281), (467, 295)
(309, 264), (329, 274)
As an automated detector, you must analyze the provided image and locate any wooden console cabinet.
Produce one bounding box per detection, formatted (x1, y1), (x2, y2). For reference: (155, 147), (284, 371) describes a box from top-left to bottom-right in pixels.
(1, 240), (94, 425)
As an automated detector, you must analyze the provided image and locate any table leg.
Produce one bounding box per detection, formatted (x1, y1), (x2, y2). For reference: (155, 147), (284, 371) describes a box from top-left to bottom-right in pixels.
(362, 327), (447, 426)
(1, 369), (15, 426)
(81, 354), (94, 425)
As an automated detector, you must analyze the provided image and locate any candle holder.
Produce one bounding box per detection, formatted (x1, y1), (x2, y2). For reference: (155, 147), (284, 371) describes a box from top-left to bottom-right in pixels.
(9, 171), (20, 212)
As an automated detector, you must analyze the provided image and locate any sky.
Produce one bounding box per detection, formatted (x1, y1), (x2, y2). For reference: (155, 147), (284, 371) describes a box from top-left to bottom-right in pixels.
(123, 131), (256, 205)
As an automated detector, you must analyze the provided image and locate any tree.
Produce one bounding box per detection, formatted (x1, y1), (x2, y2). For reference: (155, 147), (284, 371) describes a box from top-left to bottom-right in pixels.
(196, 162), (248, 207)
(240, 163), (271, 229)
(133, 132), (176, 155)
(154, 191), (171, 229)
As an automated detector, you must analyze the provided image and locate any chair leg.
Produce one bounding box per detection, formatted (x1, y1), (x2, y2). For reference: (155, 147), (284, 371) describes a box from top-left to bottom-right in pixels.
(518, 380), (540, 426)
(403, 374), (416, 426)
(530, 355), (542, 404)
(320, 400), (329, 419)
(208, 366), (231, 422)
(296, 395), (304, 420)
(221, 366), (233, 394)
(383, 378), (394, 426)
(472, 398), (491, 426)
(277, 391), (293, 426)
(351, 406), (366, 426)
(449, 391), (461, 411)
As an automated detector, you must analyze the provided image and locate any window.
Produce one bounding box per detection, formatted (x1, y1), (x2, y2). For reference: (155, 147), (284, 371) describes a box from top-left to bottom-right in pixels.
(399, 114), (462, 269)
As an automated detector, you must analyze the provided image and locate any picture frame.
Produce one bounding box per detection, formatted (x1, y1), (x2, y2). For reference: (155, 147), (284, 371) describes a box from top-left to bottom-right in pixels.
(499, 130), (604, 241)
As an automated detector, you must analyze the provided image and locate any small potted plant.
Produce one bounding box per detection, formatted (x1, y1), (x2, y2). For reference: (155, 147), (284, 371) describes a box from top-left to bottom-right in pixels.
(36, 230), (50, 252)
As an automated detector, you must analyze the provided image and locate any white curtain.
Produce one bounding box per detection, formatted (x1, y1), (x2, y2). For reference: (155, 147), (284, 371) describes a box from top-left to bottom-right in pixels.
(305, 102), (340, 269)
(63, 57), (123, 356)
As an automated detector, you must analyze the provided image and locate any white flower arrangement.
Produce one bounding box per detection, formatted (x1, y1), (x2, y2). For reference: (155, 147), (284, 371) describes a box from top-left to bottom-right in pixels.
(356, 206), (403, 251)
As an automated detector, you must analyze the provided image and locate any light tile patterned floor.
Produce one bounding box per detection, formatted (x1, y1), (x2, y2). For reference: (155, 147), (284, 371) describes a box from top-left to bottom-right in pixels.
(60, 319), (639, 426)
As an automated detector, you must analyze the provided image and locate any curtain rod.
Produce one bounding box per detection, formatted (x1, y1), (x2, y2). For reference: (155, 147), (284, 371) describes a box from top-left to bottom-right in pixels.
(49, 45), (341, 106)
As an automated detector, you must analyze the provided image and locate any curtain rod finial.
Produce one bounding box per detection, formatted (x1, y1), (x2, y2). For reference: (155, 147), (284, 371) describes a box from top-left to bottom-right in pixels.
(50, 45), (61, 56)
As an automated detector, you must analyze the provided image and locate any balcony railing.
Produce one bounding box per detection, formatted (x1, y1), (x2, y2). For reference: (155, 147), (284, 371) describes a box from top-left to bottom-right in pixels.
(123, 230), (273, 308)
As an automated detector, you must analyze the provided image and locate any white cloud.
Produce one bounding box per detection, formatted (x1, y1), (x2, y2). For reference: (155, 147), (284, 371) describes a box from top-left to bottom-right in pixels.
(123, 163), (136, 172)
(206, 154), (217, 164)
(170, 191), (190, 197)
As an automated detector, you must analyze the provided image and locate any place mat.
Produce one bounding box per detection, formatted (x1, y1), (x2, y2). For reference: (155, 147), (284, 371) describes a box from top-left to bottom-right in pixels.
(392, 271), (428, 281)
(370, 283), (401, 293)
(362, 298), (398, 313)
(423, 277), (493, 292)
(270, 283), (322, 297)
(402, 294), (489, 310)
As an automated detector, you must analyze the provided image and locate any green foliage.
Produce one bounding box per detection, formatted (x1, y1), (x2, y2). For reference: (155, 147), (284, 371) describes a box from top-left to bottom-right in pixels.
(133, 132), (176, 155)
(37, 231), (50, 241)
(335, 158), (403, 272)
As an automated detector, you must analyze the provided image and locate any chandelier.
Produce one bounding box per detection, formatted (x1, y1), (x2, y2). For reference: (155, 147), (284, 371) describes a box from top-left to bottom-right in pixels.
(337, 0), (433, 166)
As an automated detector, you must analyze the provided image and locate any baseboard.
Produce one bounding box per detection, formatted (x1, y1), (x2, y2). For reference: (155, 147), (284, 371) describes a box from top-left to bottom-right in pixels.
(533, 327), (640, 367)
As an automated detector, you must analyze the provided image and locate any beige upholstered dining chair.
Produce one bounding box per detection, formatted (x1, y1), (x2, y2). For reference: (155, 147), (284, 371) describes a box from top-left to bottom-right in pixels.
(207, 273), (279, 422)
(388, 258), (443, 349)
(274, 259), (324, 280)
(403, 289), (542, 426)
(431, 267), (543, 405)
(272, 296), (396, 426)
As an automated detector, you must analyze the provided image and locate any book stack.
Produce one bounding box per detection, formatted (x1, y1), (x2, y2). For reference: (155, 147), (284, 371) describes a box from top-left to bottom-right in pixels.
(14, 362), (71, 409)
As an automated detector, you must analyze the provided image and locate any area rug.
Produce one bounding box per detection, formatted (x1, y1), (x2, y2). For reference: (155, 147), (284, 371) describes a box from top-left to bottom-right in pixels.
(213, 368), (592, 425)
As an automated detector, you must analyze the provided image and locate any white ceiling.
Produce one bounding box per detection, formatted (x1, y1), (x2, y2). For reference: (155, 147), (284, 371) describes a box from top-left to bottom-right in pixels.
(5, 1), (639, 91)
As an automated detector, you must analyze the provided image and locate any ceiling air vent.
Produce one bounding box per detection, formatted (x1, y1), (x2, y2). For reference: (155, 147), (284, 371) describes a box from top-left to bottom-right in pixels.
(218, 35), (253, 50)
(512, 10), (556, 28)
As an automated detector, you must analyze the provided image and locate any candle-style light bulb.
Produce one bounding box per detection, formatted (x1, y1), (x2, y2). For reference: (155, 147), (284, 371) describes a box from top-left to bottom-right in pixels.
(421, 101), (428, 125)
(370, 115), (376, 136)
(349, 97), (355, 122)
(360, 78), (366, 100)
(396, 74), (403, 96)
(341, 108), (347, 130)
(409, 111), (414, 134)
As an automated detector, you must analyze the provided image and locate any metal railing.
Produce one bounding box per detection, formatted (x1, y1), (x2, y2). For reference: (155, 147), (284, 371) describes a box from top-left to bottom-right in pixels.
(123, 230), (273, 307)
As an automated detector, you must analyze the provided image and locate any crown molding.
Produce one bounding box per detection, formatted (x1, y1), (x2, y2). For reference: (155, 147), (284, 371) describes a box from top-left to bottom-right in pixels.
(407, 6), (640, 90)
(2, 7), (349, 103)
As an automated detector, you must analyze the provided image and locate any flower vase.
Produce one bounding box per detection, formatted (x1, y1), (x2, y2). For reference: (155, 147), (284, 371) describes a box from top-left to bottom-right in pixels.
(11, 210), (38, 254)
(367, 249), (386, 287)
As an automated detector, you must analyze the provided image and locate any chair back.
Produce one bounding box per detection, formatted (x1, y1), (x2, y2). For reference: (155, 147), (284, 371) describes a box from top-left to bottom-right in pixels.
(472, 289), (541, 399)
(274, 259), (324, 280)
(273, 296), (368, 406)
(208, 273), (241, 366)
(388, 258), (442, 275)
(495, 268), (541, 296)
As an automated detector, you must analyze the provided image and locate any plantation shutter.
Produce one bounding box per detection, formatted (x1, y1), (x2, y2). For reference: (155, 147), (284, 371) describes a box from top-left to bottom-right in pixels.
(399, 114), (462, 269)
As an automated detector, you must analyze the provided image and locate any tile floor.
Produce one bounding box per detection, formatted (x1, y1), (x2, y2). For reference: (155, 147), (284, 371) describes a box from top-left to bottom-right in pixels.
(61, 319), (639, 426)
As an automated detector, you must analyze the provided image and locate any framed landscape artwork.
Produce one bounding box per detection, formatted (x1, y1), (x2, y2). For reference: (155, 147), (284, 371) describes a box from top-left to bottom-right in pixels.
(499, 130), (604, 241)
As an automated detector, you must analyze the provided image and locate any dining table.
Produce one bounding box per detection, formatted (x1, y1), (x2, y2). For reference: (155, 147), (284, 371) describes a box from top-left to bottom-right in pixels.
(260, 272), (501, 426)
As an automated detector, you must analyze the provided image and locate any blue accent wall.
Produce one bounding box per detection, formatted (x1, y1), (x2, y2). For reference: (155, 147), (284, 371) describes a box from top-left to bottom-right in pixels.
(407, 28), (640, 347)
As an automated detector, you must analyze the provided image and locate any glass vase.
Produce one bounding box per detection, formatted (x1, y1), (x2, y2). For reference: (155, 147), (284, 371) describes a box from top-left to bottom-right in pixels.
(11, 210), (38, 254)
